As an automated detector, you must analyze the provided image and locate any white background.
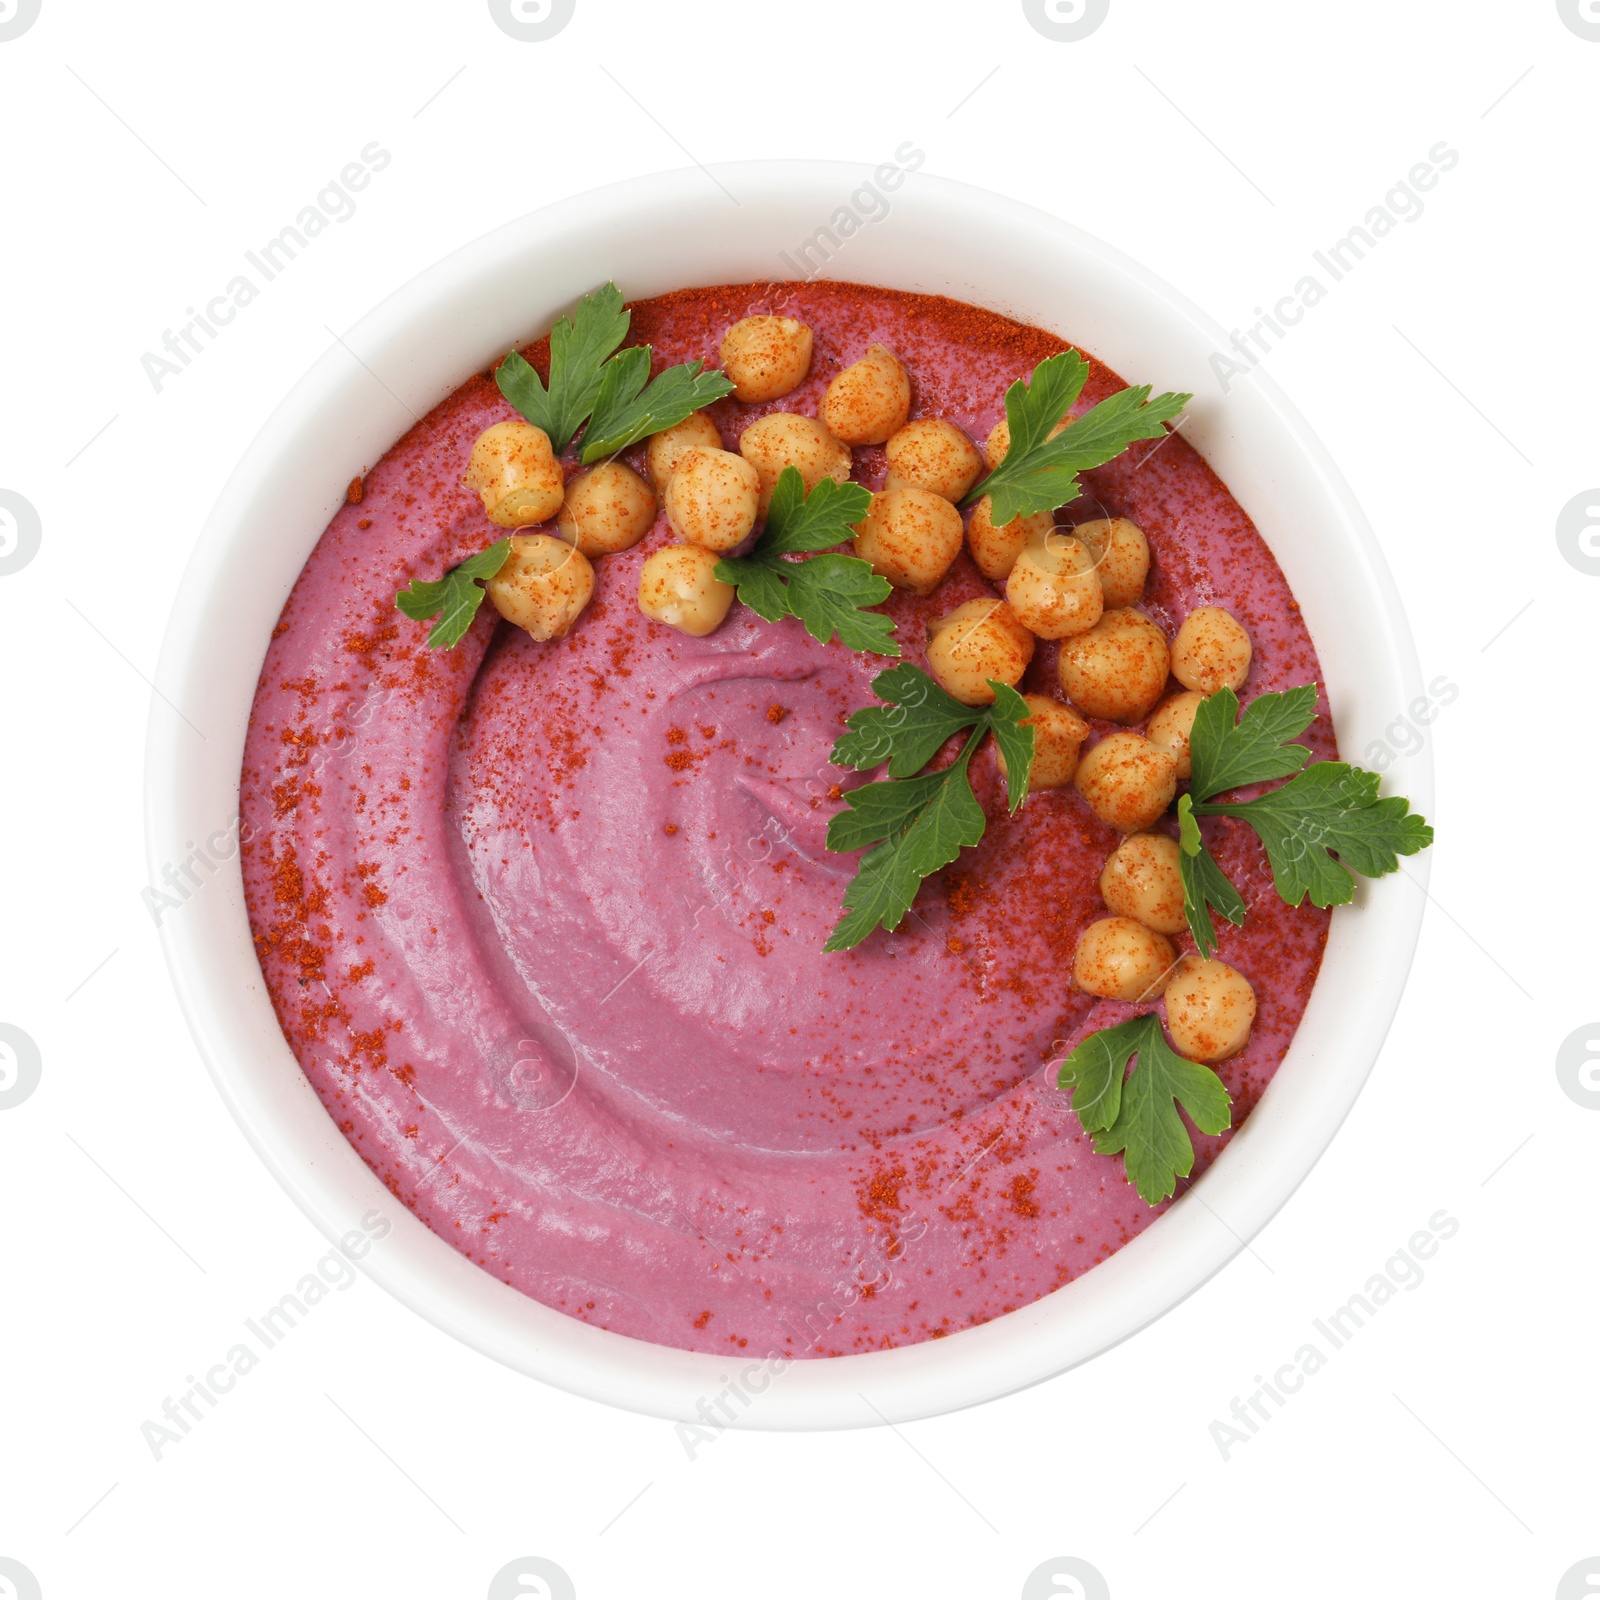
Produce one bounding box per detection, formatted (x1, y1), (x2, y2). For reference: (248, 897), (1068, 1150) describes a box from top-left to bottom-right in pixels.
(2, 2), (1595, 1597)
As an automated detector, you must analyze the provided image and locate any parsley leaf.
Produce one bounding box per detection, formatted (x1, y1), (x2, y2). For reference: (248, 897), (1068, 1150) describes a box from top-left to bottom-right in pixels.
(1177, 684), (1434, 932)
(1176, 793), (1247, 960)
(782, 556), (901, 655)
(579, 348), (735, 464)
(1057, 1013), (1232, 1205)
(496, 283), (631, 453)
(716, 468), (898, 656)
(822, 668), (1034, 950)
(831, 660), (984, 776)
(985, 681), (1036, 809)
(760, 467), (870, 556)
(1198, 763), (1434, 909)
(964, 351), (1191, 525)
(823, 727), (987, 953)
(494, 281), (732, 461)
(394, 540), (511, 649)
(1187, 684), (1318, 802)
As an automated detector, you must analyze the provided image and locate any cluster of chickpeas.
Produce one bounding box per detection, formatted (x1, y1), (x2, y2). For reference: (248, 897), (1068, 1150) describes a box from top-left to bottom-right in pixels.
(457, 314), (877, 641)
(1073, 838), (1257, 1063)
(459, 311), (1259, 1060)
(459, 415), (657, 641)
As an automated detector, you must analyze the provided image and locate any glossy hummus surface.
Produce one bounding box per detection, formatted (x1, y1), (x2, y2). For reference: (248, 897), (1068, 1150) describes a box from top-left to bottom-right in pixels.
(241, 282), (1333, 1356)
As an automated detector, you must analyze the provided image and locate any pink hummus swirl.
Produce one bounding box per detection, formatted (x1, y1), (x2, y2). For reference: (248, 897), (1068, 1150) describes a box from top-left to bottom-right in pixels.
(240, 282), (1333, 1356)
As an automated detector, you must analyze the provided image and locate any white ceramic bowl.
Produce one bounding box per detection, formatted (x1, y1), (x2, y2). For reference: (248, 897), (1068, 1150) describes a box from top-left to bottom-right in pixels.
(147, 161), (1430, 1428)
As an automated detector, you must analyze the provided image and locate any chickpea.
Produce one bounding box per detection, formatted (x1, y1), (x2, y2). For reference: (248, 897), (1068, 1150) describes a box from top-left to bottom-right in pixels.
(1099, 833), (1186, 935)
(646, 412), (722, 493)
(983, 413), (1067, 470)
(555, 462), (657, 557)
(1073, 731), (1178, 833)
(663, 447), (761, 553)
(1075, 517), (1150, 609)
(966, 498), (1053, 582)
(884, 419), (983, 502)
(1147, 691), (1203, 780)
(1057, 608), (1172, 724)
(985, 417), (1009, 471)
(738, 413), (853, 514)
(1004, 530), (1104, 640)
(1073, 917), (1178, 1003)
(463, 419), (565, 528)
(852, 486), (965, 596)
(820, 343), (911, 445)
(1164, 955), (1257, 1062)
(924, 600), (1036, 707)
(719, 315), (814, 403)
(1171, 606), (1252, 695)
(637, 544), (735, 638)
(997, 692), (1090, 789)
(485, 534), (594, 640)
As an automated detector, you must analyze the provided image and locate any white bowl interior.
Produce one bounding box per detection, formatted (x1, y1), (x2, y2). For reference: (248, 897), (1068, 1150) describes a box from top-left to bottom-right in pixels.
(148, 162), (1431, 1427)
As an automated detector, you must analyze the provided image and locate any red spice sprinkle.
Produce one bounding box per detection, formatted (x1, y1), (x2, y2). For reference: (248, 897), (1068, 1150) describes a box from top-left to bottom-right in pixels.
(664, 823), (679, 835)
(946, 873), (979, 918)
(357, 516), (372, 530)
(346, 476), (365, 504)
(692, 1310), (713, 1330)
(1008, 1174), (1041, 1218)
(766, 704), (788, 723)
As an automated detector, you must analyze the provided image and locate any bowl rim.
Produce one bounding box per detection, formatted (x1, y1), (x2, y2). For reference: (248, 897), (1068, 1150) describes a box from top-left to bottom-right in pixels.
(147, 159), (1432, 1429)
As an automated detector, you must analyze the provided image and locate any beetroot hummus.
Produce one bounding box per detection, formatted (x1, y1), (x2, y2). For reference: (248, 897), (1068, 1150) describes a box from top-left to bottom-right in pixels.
(241, 282), (1333, 1356)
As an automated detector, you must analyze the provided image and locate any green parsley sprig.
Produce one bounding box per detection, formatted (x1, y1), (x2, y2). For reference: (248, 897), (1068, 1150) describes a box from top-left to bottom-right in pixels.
(822, 664), (1034, 952)
(1056, 682), (1432, 1206)
(715, 467), (897, 656)
(962, 351), (1190, 526)
(495, 282), (734, 464)
(1180, 685), (1434, 956)
(1057, 1014), (1233, 1205)
(394, 539), (510, 649)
